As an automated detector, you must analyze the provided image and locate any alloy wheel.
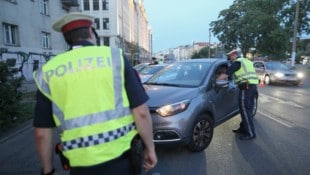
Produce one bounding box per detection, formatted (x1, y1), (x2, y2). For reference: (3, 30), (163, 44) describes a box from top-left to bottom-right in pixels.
(188, 115), (214, 152)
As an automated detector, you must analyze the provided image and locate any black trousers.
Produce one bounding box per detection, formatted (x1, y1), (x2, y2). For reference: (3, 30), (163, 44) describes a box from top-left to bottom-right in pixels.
(237, 84), (257, 137)
(70, 150), (134, 175)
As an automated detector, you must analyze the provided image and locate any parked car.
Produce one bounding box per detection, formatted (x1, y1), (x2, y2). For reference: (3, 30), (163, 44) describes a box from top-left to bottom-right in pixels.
(133, 62), (149, 72)
(138, 64), (167, 83)
(253, 61), (304, 86)
(143, 58), (256, 152)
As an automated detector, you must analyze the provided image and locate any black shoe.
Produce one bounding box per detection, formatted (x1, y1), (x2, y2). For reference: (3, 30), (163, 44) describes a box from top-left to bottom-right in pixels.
(238, 135), (256, 140)
(232, 129), (246, 135)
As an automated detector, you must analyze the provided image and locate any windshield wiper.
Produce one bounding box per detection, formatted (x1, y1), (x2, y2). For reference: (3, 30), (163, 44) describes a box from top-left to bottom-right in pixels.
(144, 82), (182, 87)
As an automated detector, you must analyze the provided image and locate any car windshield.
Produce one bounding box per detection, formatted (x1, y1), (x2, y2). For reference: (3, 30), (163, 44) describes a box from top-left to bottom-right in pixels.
(133, 63), (149, 72)
(266, 62), (290, 70)
(145, 61), (212, 87)
(140, 65), (166, 75)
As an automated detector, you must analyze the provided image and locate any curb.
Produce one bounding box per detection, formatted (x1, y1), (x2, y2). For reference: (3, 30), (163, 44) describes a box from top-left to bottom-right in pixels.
(0, 119), (33, 143)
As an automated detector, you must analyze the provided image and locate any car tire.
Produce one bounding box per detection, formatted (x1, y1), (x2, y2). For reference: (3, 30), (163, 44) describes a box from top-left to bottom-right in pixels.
(187, 114), (214, 152)
(264, 75), (270, 85)
(252, 93), (258, 118)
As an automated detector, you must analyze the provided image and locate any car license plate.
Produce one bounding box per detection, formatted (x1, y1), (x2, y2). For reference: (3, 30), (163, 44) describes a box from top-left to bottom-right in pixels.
(287, 77), (297, 81)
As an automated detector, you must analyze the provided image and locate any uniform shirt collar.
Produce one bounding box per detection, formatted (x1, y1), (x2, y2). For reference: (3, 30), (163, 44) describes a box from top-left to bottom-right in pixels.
(71, 40), (94, 49)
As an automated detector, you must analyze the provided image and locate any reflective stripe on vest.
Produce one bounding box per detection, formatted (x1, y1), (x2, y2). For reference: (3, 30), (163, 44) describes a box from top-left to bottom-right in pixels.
(234, 58), (259, 85)
(33, 46), (137, 166)
(62, 122), (135, 151)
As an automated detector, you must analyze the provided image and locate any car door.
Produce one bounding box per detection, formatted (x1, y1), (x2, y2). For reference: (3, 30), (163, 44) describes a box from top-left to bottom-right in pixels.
(208, 64), (239, 124)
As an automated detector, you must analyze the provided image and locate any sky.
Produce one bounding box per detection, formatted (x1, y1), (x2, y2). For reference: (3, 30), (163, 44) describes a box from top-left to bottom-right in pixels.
(144, 0), (235, 53)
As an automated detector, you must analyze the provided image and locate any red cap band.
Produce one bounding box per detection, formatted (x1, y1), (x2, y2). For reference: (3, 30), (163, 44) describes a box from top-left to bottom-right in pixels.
(61, 20), (92, 33)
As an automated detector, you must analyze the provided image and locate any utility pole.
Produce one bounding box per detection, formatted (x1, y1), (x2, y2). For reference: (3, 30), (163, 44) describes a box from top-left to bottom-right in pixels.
(291, 0), (300, 67)
(208, 29), (211, 58)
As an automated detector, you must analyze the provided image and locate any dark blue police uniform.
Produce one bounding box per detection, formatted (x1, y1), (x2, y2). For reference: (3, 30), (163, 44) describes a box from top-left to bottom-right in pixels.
(226, 61), (257, 140)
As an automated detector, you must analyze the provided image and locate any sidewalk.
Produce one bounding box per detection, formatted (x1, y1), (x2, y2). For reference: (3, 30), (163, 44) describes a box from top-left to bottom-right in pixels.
(0, 119), (33, 143)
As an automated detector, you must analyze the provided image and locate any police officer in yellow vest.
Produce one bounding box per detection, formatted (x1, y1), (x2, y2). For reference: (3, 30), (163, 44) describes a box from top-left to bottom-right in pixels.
(218, 50), (259, 140)
(33, 12), (157, 175)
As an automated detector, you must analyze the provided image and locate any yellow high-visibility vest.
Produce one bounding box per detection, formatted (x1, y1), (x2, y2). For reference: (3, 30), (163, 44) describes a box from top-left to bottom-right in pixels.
(234, 57), (259, 85)
(33, 46), (137, 167)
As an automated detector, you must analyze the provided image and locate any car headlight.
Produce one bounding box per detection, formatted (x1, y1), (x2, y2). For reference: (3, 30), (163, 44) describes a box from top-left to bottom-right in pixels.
(156, 100), (190, 117)
(297, 72), (304, 79)
(274, 72), (284, 77)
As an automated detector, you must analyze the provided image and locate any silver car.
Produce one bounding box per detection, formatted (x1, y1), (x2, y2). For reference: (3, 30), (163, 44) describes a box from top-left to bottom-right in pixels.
(143, 58), (250, 152)
(253, 61), (304, 86)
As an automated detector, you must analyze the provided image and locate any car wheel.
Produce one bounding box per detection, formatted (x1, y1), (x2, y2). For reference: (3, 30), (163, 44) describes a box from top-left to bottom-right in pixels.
(187, 114), (214, 152)
(252, 94), (258, 118)
(264, 75), (270, 85)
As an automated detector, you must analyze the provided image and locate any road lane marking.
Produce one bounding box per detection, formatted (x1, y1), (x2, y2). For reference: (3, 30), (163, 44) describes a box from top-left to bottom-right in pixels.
(257, 110), (293, 128)
(259, 93), (304, 109)
(258, 94), (272, 103)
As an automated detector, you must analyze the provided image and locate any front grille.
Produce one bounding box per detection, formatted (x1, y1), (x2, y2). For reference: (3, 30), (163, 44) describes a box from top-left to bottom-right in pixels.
(285, 74), (296, 77)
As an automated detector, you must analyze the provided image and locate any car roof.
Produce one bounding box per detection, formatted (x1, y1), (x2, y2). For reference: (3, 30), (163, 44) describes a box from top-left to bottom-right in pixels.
(254, 60), (282, 63)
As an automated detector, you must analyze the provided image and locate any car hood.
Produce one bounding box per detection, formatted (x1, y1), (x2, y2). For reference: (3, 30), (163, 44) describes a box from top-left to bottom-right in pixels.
(268, 69), (296, 74)
(143, 84), (199, 107)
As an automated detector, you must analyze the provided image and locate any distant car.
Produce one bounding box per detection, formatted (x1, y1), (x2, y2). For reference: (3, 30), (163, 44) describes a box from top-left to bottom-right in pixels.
(143, 58), (254, 152)
(253, 61), (304, 86)
(139, 64), (167, 83)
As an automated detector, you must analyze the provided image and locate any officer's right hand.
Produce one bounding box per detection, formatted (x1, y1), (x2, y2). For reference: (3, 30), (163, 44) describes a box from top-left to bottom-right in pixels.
(143, 148), (157, 172)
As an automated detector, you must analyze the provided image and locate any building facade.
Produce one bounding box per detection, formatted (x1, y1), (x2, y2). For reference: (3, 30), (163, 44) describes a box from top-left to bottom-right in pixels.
(0, 0), (78, 80)
(78, 0), (152, 64)
(1, 0), (151, 81)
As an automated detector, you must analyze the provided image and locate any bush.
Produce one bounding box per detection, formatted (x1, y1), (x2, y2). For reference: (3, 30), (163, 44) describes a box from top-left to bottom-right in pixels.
(0, 61), (23, 131)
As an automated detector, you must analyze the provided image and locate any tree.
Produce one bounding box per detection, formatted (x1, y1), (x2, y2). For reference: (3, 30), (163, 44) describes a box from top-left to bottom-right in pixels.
(296, 39), (310, 62)
(210, 0), (310, 59)
(0, 62), (23, 131)
(191, 47), (209, 58)
(125, 41), (140, 66)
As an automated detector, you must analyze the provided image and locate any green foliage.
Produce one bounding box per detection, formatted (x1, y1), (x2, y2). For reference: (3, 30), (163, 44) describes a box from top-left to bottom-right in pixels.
(125, 41), (140, 66)
(0, 62), (23, 131)
(210, 0), (310, 59)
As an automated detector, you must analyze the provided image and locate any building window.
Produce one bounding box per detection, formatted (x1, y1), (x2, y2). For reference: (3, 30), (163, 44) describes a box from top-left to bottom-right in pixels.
(83, 0), (89, 11)
(41, 32), (51, 49)
(94, 18), (100, 30)
(93, 0), (99, 10)
(39, 0), (49, 15)
(102, 18), (109, 30)
(6, 58), (16, 67)
(3, 23), (19, 45)
(102, 0), (109, 10)
(103, 37), (110, 46)
(33, 60), (39, 71)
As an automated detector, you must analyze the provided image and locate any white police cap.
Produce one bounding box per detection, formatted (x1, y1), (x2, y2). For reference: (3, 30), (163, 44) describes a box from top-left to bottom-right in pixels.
(52, 12), (94, 33)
